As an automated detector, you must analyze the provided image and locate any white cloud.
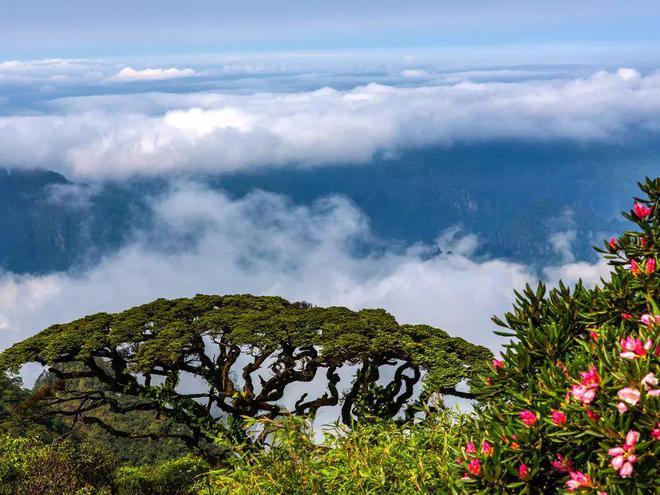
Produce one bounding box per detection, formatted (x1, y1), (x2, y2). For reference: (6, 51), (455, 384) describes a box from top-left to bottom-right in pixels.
(0, 58), (88, 71)
(0, 58), (105, 85)
(400, 69), (428, 78)
(0, 60), (22, 69)
(0, 184), (609, 365)
(107, 66), (198, 82)
(542, 260), (610, 288)
(0, 68), (659, 178)
(550, 230), (577, 263)
(617, 67), (641, 81)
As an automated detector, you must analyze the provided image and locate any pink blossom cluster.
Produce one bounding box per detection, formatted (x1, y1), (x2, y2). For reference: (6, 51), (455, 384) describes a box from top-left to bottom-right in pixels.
(565, 470), (593, 491)
(460, 440), (494, 479)
(551, 455), (599, 491)
(608, 431), (639, 478)
(570, 366), (600, 405)
(640, 313), (660, 327)
(619, 335), (652, 359)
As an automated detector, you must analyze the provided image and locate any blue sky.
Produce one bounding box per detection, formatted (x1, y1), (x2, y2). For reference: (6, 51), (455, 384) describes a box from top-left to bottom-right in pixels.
(2, 1), (660, 58)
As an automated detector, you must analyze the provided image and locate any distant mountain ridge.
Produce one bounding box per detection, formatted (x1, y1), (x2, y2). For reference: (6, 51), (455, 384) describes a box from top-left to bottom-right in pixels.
(0, 168), (148, 274)
(0, 140), (657, 274)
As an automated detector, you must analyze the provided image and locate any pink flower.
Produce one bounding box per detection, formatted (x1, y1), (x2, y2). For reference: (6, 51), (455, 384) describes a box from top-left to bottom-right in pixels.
(586, 409), (600, 422)
(633, 202), (652, 219)
(551, 410), (567, 426)
(619, 462), (634, 477)
(565, 471), (592, 491)
(641, 372), (658, 389)
(519, 409), (538, 427)
(481, 440), (493, 456)
(608, 430), (639, 478)
(519, 463), (528, 479)
(571, 384), (596, 404)
(617, 387), (641, 406)
(646, 258), (656, 273)
(652, 423), (660, 440)
(492, 358), (504, 371)
(580, 366), (600, 388)
(569, 366), (601, 404)
(589, 330), (599, 340)
(649, 389), (660, 397)
(616, 402), (628, 414)
(464, 441), (477, 454)
(640, 314), (660, 327)
(609, 237), (618, 251)
(467, 458), (481, 476)
(551, 453), (572, 474)
(620, 336), (646, 359)
(622, 312), (633, 320)
(625, 430), (639, 448)
(631, 259), (642, 275)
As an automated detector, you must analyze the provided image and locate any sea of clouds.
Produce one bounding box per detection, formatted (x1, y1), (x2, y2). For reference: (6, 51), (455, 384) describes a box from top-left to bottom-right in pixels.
(0, 54), (637, 385)
(0, 183), (609, 368)
(1, 55), (660, 178)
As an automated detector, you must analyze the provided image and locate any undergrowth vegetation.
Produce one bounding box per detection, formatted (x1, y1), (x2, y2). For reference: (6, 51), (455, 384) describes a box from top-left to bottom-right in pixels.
(202, 412), (472, 495)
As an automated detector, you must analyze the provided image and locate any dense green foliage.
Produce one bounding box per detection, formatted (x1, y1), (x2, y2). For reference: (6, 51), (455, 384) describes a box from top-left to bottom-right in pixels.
(0, 375), (29, 434)
(0, 434), (206, 495)
(201, 412), (471, 495)
(114, 455), (209, 495)
(0, 374), (67, 438)
(0, 434), (116, 495)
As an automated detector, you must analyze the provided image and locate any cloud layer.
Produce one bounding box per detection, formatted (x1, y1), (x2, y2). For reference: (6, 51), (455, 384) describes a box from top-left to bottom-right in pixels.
(0, 184), (609, 374)
(107, 67), (198, 82)
(1, 67), (659, 178)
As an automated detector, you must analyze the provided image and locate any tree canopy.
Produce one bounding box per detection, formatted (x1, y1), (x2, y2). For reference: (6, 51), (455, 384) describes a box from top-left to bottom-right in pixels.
(0, 295), (490, 459)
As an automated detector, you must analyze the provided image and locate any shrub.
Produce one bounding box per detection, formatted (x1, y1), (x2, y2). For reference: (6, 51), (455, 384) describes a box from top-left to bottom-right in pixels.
(201, 411), (471, 495)
(0, 434), (116, 495)
(114, 455), (209, 495)
(454, 178), (660, 494)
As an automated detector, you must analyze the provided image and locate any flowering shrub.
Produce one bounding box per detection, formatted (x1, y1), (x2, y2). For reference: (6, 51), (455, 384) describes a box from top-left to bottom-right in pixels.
(456, 178), (660, 494)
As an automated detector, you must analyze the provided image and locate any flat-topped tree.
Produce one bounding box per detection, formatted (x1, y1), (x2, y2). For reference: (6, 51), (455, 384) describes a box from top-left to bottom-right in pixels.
(0, 295), (490, 459)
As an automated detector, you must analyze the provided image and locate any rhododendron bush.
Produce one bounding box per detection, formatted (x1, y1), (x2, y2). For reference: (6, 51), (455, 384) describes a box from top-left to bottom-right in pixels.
(457, 178), (659, 494)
